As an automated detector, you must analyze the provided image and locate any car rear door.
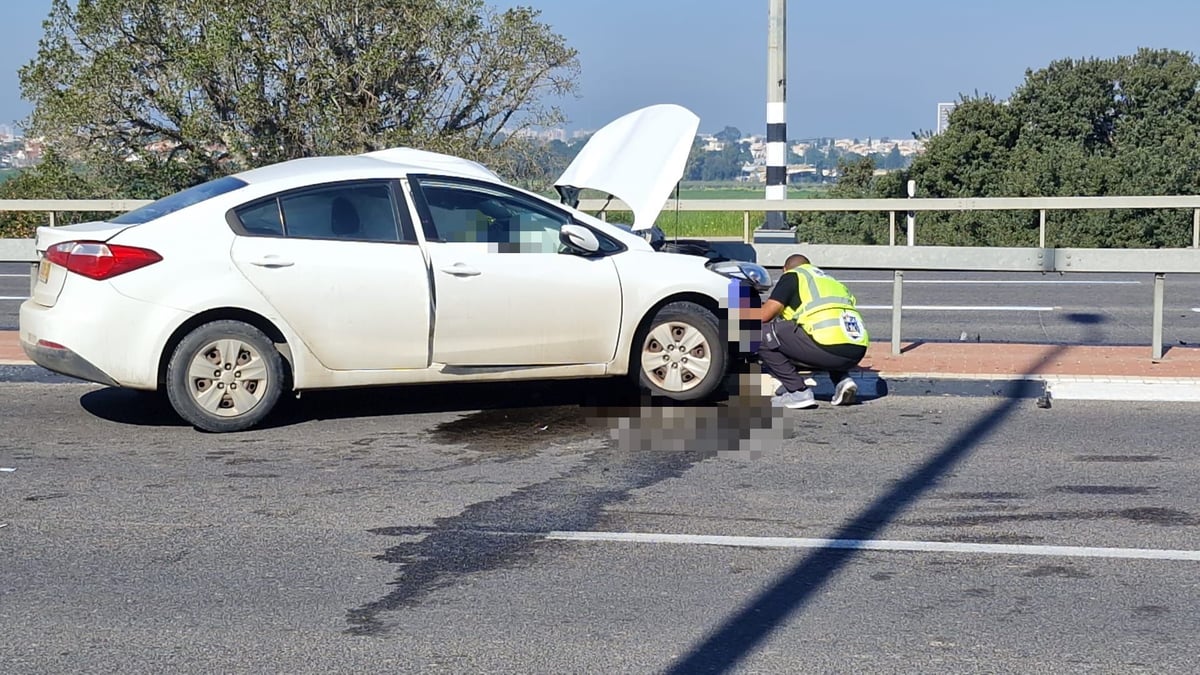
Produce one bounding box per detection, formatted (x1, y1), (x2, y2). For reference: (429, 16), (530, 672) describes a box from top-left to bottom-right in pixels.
(229, 180), (432, 371)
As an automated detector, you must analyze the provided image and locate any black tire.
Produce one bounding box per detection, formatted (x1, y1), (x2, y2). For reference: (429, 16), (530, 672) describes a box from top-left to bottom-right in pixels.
(634, 301), (727, 401)
(165, 320), (284, 432)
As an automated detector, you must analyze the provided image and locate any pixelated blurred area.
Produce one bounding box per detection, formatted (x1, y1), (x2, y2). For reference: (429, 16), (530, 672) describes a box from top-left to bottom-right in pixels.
(721, 278), (764, 355)
(586, 368), (792, 459)
(572, 278), (787, 458)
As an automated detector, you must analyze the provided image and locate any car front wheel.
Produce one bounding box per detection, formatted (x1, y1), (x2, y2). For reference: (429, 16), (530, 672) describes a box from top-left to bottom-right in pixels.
(636, 302), (726, 401)
(165, 320), (284, 432)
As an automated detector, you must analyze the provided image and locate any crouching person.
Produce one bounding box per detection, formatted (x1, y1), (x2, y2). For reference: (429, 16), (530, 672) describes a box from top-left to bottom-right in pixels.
(758, 253), (869, 408)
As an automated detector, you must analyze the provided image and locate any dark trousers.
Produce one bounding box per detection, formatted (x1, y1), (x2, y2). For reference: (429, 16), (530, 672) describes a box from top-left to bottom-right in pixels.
(758, 319), (866, 392)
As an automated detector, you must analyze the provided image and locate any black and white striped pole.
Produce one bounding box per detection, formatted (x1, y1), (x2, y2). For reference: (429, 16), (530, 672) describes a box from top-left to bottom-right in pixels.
(757, 0), (794, 242)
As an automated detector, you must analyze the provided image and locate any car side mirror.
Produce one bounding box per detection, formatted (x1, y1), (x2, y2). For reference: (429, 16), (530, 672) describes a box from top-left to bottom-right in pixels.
(560, 223), (601, 255)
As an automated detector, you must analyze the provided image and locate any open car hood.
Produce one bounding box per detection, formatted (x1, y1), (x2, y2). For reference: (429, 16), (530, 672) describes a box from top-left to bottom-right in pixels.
(554, 104), (699, 231)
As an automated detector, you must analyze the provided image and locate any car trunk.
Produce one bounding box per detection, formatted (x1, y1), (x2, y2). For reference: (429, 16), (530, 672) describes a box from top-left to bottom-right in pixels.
(30, 222), (135, 307)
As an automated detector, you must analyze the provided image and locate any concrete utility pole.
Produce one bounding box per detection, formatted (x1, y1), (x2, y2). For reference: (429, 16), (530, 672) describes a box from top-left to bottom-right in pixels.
(758, 0), (792, 240)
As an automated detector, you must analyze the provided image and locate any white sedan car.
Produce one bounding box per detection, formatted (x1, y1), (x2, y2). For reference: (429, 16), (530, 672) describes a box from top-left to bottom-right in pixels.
(19, 105), (770, 432)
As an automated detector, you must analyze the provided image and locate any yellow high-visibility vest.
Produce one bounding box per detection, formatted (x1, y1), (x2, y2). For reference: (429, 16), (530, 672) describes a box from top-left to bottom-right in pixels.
(780, 265), (870, 346)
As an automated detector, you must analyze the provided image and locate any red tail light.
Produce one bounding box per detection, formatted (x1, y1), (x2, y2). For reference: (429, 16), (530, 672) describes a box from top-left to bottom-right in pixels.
(45, 241), (162, 280)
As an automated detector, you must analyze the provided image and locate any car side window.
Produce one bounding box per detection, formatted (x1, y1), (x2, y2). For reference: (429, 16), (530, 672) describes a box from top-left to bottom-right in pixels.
(280, 183), (401, 243)
(233, 181), (417, 243)
(413, 178), (569, 253)
(235, 200), (285, 236)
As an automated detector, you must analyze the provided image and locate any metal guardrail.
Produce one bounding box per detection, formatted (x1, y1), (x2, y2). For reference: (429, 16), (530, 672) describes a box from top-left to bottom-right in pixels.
(4, 196), (1200, 360)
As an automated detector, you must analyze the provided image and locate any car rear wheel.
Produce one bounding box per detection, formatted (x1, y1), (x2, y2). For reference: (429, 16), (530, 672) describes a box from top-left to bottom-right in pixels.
(165, 320), (284, 432)
(636, 302), (726, 401)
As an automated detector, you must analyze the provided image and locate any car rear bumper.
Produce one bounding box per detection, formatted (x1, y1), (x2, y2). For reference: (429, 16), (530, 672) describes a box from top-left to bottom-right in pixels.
(21, 336), (119, 387)
(19, 283), (190, 389)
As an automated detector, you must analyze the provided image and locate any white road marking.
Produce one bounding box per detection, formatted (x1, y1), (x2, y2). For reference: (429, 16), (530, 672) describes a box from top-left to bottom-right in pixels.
(1192, 308), (1200, 313)
(0, 274), (31, 278)
(841, 280), (1140, 285)
(858, 305), (1055, 311)
(546, 531), (1200, 562)
(0, 296), (28, 301)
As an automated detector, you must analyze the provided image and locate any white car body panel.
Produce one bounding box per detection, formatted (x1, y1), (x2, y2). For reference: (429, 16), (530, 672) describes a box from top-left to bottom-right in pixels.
(20, 274), (191, 387)
(230, 237), (432, 371)
(424, 241), (622, 365)
(607, 250), (738, 375)
(555, 103), (700, 230)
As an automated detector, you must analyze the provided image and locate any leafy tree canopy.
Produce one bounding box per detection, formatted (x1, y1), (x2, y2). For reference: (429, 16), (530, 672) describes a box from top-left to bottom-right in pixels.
(12, 0), (577, 207)
(804, 48), (1200, 247)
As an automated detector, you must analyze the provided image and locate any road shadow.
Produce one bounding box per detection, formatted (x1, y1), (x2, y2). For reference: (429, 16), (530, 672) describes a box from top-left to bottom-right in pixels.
(662, 313), (1104, 674)
(79, 377), (649, 430)
(79, 368), (798, 458)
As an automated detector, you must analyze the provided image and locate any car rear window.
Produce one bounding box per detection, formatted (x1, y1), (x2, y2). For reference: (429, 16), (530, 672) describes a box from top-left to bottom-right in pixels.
(110, 175), (249, 225)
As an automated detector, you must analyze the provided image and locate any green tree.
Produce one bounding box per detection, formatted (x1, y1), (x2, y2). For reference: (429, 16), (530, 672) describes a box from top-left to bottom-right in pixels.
(14, 0), (578, 204)
(792, 156), (889, 244)
(714, 126), (742, 144)
(908, 48), (1200, 247)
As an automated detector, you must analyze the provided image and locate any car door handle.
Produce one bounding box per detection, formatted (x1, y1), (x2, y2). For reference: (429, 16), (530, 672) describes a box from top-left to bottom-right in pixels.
(249, 256), (294, 268)
(440, 263), (481, 277)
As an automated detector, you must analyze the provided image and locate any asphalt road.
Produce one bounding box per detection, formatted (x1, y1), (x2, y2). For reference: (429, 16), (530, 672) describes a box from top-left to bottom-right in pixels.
(4, 261), (1198, 346)
(2, 380), (1198, 673)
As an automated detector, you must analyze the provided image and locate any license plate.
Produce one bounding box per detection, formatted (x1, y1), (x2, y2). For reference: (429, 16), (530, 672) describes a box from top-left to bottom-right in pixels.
(37, 259), (50, 283)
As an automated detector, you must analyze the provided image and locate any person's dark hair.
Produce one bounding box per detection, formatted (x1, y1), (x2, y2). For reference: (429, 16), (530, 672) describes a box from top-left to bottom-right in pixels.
(784, 253), (810, 270)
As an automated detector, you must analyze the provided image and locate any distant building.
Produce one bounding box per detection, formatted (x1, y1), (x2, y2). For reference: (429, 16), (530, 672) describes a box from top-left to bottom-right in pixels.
(936, 102), (956, 134)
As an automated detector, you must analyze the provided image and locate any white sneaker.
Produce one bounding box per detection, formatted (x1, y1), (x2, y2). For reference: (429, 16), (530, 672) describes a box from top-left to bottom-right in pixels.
(772, 388), (817, 409)
(832, 378), (858, 406)
(775, 377), (818, 396)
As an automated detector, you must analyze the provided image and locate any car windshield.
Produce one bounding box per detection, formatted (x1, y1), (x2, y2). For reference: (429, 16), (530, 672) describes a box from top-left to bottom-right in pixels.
(110, 175), (249, 225)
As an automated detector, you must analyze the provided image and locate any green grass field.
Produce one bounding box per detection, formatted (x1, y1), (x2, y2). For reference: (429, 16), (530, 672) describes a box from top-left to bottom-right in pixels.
(597, 183), (827, 237)
(677, 185), (829, 200)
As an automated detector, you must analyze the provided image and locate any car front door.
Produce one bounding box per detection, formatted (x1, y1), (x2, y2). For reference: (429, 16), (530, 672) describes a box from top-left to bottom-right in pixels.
(407, 175), (622, 366)
(229, 180), (432, 371)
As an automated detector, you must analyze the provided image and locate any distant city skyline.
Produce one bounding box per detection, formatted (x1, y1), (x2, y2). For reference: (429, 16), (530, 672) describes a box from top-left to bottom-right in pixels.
(3, 1), (1200, 139)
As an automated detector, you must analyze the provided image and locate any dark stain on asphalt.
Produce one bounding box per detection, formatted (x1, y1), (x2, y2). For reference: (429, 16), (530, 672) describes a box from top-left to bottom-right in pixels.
(225, 457), (271, 465)
(223, 472), (282, 479)
(1132, 605), (1170, 618)
(1023, 565), (1092, 579)
(869, 571), (896, 581)
(1054, 485), (1157, 496)
(906, 507), (1197, 527)
(24, 492), (68, 502)
(953, 533), (1046, 545)
(938, 491), (1026, 501)
(344, 447), (711, 637)
(428, 406), (603, 461)
(1072, 455), (1162, 463)
(1120, 507), (1196, 525)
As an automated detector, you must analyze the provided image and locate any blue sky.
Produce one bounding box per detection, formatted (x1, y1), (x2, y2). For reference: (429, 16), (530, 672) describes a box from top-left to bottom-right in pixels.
(3, 1), (1199, 139)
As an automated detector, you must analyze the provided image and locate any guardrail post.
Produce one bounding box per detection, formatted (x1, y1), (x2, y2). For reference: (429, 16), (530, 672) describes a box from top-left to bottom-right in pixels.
(1193, 209), (1198, 248)
(1152, 273), (1165, 361)
(1039, 209), (1046, 248)
(743, 211), (750, 243)
(891, 270), (904, 355)
(889, 211), (896, 246)
(48, 211), (56, 227)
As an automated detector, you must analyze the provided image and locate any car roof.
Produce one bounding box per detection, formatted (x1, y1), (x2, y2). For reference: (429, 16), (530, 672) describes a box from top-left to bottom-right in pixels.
(232, 148), (504, 187)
